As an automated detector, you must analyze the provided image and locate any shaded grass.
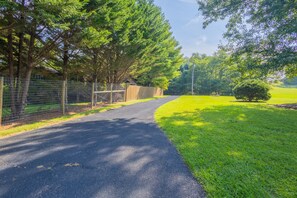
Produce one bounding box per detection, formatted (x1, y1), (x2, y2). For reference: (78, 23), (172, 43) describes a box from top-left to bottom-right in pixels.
(2, 103), (60, 118)
(0, 97), (165, 138)
(155, 93), (297, 197)
(2, 102), (94, 118)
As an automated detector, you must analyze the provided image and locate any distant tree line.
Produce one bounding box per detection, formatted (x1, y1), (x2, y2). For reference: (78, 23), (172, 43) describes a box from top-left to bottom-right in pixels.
(167, 0), (297, 96)
(0, 0), (182, 116)
(167, 50), (239, 95)
(283, 77), (297, 87)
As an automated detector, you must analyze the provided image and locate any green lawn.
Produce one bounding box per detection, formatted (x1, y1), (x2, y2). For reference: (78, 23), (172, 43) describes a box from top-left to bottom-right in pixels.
(2, 103), (93, 118)
(269, 86), (297, 104)
(3, 103), (60, 118)
(155, 87), (297, 197)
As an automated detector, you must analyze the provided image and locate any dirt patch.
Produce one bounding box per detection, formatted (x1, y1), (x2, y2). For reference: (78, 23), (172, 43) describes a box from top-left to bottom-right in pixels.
(274, 104), (297, 110)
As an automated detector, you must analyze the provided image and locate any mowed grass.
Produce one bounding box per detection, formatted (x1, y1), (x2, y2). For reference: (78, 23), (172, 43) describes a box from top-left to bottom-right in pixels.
(155, 87), (297, 197)
(2, 102), (95, 118)
(269, 86), (297, 104)
(2, 103), (60, 118)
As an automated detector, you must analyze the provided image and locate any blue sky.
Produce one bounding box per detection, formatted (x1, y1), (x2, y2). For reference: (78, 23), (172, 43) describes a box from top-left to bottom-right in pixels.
(154, 0), (227, 57)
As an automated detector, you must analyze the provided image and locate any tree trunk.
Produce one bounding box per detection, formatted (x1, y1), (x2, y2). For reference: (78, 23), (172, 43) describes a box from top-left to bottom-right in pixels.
(7, 11), (17, 117)
(16, 23), (36, 117)
(18, 67), (33, 116)
(76, 75), (80, 103)
(62, 36), (69, 81)
(16, 0), (26, 108)
(16, 31), (24, 111)
(62, 35), (69, 108)
(94, 76), (98, 105)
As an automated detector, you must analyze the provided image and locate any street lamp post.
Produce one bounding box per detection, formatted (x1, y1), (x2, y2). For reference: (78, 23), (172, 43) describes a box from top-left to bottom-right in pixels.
(191, 64), (195, 95)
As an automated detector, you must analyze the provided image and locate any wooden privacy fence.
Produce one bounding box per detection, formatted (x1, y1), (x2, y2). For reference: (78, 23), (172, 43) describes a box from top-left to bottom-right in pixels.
(125, 85), (163, 101)
(92, 84), (163, 105)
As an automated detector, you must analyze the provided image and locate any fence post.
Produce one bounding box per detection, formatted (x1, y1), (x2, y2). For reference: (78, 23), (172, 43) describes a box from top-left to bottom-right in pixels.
(91, 82), (95, 108)
(61, 80), (66, 115)
(109, 83), (113, 104)
(94, 79), (97, 106)
(0, 77), (3, 126)
(65, 80), (68, 111)
(124, 83), (129, 102)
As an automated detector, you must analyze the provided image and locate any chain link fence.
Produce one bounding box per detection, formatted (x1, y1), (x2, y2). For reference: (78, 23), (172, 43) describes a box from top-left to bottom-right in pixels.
(2, 78), (63, 125)
(0, 77), (125, 126)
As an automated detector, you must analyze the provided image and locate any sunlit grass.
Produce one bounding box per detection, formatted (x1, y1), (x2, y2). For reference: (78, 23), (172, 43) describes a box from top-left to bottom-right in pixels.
(268, 86), (297, 104)
(155, 88), (297, 197)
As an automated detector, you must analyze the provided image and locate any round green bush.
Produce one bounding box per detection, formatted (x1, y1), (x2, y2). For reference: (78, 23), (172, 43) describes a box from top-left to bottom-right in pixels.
(233, 79), (271, 102)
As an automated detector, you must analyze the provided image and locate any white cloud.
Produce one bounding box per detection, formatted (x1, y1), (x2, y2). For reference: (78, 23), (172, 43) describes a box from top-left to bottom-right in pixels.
(185, 15), (203, 27)
(182, 43), (218, 57)
(195, 36), (207, 45)
(181, 36), (218, 57)
(154, 0), (226, 57)
(196, 36), (217, 55)
(196, 43), (218, 55)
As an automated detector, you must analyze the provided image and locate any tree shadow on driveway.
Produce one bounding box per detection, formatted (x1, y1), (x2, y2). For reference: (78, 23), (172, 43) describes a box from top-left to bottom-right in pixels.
(0, 117), (205, 198)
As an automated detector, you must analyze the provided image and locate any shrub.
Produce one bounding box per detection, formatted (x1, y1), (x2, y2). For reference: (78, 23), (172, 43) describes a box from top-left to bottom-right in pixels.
(233, 79), (271, 102)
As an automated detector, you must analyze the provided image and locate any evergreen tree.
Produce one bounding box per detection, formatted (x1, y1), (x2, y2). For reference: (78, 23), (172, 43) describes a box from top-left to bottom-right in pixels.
(0, 0), (85, 116)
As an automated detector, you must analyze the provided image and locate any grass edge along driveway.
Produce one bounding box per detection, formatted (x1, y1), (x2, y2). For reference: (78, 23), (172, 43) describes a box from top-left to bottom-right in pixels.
(0, 97), (165, 138)
(155, 89), (297, 197)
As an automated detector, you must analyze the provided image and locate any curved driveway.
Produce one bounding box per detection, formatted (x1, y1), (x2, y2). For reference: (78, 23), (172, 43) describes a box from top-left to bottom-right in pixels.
(0, 96), (205, 198)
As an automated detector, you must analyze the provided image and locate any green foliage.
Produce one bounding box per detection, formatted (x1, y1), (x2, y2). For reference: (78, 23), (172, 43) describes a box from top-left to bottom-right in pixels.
(233, 79), (271, 102)
(152, 77), (169, 90)
(167, 50), (237, 95)
(155, 91), (297, 197)
(285, 65), (297, 79)
(0, 0), (181, 84)
(133, 0), (183, 88)
(197, 0), (297, 76)
(284, 77), (297, 87)
(77, 0), (182, 85)
(0, 0), (181, 116)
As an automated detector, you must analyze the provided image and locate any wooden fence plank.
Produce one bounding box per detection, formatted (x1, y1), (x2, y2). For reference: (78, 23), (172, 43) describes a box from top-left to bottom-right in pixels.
(126, 85), (163, 101)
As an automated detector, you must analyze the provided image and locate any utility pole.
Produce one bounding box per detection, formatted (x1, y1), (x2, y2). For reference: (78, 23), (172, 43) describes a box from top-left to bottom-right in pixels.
(191, 64), (195, 95)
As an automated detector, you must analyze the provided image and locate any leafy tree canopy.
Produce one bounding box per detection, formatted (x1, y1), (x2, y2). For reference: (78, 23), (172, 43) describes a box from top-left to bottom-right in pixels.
(198, 0), (297, 76)
(167, 50), (238, 95)
(0, 0), (182, 115)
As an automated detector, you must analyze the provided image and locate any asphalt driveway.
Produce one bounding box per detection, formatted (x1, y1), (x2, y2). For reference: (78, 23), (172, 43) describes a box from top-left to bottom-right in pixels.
(0, 96), (205, 198)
